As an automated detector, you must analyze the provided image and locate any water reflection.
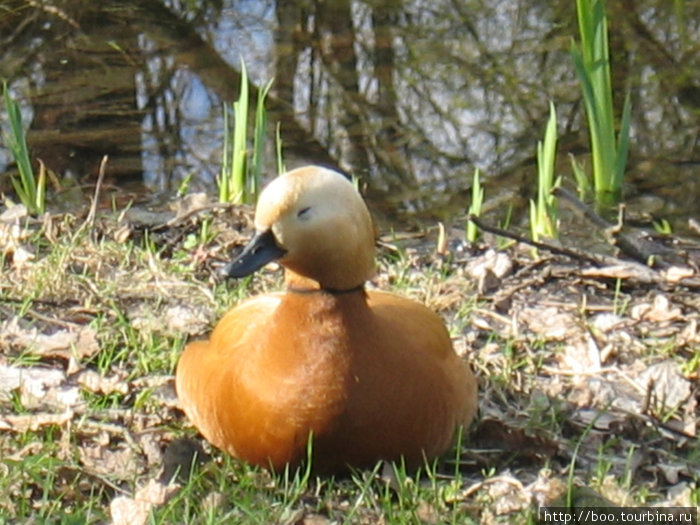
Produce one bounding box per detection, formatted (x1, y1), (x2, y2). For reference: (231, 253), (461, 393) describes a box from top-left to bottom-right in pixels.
(0, 0), (698, 227)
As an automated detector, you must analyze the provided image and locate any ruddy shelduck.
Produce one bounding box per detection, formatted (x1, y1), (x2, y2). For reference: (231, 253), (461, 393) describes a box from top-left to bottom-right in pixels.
(176, 166), (478, 472)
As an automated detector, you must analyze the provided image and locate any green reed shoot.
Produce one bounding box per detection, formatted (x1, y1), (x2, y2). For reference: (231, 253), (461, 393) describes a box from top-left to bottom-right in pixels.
(569, 153), (591, 199)
(3, 82), (45, 214)
(218, 61), (257, 203)
(220, 59), (249, 204)
(530, 101), (560, 243)
(219, 61), (276, 203)
(467, 168), (484, 243)
(571, 0), (631, 204)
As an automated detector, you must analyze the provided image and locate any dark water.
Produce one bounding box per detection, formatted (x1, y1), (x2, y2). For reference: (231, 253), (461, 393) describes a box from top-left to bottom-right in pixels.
(1, 0), (698, 233)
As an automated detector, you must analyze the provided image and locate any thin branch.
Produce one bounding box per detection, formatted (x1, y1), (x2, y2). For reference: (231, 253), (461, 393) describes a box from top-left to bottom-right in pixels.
(467, 214), (604, 265)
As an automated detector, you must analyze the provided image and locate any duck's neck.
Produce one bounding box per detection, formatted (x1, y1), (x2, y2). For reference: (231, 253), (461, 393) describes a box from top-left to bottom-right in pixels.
(284, 270), (365, 295)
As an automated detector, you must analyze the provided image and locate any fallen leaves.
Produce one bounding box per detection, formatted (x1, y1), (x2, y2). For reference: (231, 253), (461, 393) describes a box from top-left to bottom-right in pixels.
(630, 294), (682, 323)
(1, 317), (100, 362)
(0, 316), (129, 413)
(0, 203), (36, 269)
(473, 418), (559, 465)
(77, 369), (129, 395)
(110, 479), (179, 525)
(0, 313), (182, 519)
(0, 410), (74, 432)
(1, 196), (699, 522)
(129, 303), (211, 337)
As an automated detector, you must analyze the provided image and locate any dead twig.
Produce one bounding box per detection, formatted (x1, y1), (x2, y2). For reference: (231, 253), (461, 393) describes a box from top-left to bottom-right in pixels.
(554, 187), (676, 267)
(467, 214), (605, 265)
(150, 202), (237, 231)
(84, 155), (109, 230)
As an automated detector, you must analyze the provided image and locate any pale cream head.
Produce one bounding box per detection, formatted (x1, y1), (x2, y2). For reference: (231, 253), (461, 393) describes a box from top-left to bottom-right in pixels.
(254, 166), (376, 291)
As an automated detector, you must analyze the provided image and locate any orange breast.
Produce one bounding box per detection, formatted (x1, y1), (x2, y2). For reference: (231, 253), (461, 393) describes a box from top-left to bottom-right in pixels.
(176, 289), (477, 472)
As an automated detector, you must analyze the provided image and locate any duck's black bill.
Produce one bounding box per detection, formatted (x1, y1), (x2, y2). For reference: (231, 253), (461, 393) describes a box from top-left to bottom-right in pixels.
(219, 229), (286, 279)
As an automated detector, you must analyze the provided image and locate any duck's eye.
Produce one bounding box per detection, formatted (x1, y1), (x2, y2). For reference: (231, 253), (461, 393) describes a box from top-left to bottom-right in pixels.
(297, 207), (312, 220)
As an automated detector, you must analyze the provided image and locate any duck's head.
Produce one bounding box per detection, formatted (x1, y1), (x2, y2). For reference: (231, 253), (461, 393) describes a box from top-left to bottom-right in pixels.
(221, 166), (375, 291)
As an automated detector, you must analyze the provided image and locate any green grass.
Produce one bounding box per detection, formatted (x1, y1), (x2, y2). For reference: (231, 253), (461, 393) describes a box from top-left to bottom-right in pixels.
(571, 0), (631, 204)
(3, 81), (45, 214)
(1, 191), (696, 522)
(151, 456), (492, 524)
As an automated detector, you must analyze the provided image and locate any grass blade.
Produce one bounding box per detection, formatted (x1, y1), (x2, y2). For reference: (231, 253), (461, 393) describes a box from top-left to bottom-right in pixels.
(218, 104), (231, 202)
(530, 101), (559, 243)
(3, 82), (44, 214)
(231, 59), (249, 204)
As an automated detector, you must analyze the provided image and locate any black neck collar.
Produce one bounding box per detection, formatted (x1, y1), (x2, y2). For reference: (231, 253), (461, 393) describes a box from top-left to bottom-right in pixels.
(286, 284), (365, 295)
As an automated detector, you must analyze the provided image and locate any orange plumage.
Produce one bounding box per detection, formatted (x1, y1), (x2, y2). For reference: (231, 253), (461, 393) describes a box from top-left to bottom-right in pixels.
(176, 166), (477, 472)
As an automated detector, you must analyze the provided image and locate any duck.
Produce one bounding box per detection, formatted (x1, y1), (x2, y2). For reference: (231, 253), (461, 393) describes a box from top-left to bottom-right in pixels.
(175, 165), (478, 473)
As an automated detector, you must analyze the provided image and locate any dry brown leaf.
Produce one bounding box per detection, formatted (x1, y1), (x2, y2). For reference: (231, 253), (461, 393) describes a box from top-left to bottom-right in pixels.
(129, 303), (210, 336)
(416, 501), (440, 524)
(0, 363), (80, 408)
(0, 202), (29, 222)
(466, 249), (513, 293)
(132, 375), (179, 409)
(466, 249), (513, 280)
(0, 410), (73, 431)
(201, 491), (225, 515)
(558, 335), (602, 372)
(303, 515), (333, 525)
(0, 319), (99, 361)
(110, 479), (179, 525)
(138, 433), (164, 469)
(662, 266), (695, 283)
(474, 419), (558, 463)
(5, 441), (44, 461)
(637, 360), (691, 411)
(630, 294), (682, 323)
(76, 369), (129, 395)
(591, 312), (625, 333)
(678, 318), (699, 347)
(11, 245), (34, 268)
(80, 442), (142, 478)
(580, 264), (657, 282)
(657, 463), (686, 485)
(0, 205), (31, 260)
(113, 223), (132, 243)
(163, 304), (210, 335)
(573, 409), (629, 431)
(666, 482), (695, 507)
(518, 306), (579, 340)
(172, 191), (209, 217)
(527, 472), (568, 507)
(485, 476), (528, 515)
